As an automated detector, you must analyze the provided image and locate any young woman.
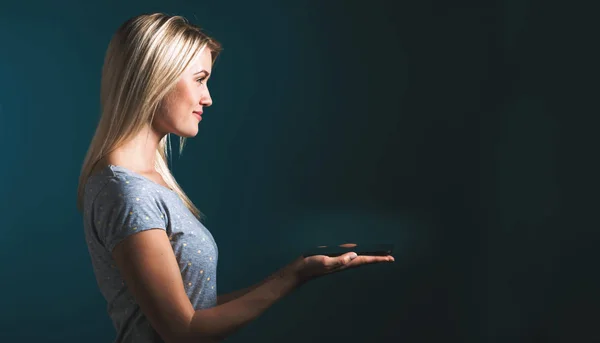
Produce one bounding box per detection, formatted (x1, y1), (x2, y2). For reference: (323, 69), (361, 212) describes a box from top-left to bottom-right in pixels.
(76, 13), (394, 343)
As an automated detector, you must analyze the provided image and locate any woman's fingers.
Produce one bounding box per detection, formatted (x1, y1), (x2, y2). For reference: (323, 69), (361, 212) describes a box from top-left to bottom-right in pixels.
(358, 255), (394, 263)
(335, 254), (394, 270)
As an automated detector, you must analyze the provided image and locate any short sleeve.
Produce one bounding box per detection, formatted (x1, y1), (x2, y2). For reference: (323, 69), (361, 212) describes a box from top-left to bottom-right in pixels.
(91, 177), (168, 253)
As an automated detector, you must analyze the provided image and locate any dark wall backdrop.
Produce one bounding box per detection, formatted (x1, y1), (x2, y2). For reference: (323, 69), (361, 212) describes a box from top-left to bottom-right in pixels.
(1, 0), (598, 342)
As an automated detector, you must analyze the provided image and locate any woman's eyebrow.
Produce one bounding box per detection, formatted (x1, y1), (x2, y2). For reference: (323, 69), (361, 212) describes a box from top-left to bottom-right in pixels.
(193, 70), (210, 77)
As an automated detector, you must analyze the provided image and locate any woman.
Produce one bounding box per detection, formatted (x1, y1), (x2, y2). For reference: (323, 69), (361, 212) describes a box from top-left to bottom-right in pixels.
(77, 13), (394, 343)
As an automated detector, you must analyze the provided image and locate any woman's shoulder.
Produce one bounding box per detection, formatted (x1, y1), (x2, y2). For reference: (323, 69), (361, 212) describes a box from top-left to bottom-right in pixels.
(86, 164), (178, 208)
(83, 165), (148, 206)
(86, 164), (127, 190)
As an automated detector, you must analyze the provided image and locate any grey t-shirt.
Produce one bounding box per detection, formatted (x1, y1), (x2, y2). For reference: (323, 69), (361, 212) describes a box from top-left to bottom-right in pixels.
(82, 164), (219, 343)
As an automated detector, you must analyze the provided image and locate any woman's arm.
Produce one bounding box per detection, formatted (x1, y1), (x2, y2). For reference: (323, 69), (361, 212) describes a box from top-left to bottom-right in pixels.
(189, 264), (302, 342)
(112, 229), (304, 343)
(217, 283), (262, 305)
(216, 265), (296, 305)
(113, 229), (391, 343)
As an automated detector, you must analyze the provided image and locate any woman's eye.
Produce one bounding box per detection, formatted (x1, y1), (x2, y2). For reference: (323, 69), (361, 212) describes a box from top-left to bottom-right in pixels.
(197, 77), (207, 85)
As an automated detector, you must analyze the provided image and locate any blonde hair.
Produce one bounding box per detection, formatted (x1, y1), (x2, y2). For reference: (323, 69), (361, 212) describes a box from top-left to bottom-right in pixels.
(76, 13), (222, 220)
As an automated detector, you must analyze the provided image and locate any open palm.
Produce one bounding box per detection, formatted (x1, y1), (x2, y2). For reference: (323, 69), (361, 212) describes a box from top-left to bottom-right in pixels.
(291, 243), (394, 282)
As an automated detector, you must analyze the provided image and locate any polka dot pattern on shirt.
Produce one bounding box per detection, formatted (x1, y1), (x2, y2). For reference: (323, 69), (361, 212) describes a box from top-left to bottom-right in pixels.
(83, 164), (219, 341)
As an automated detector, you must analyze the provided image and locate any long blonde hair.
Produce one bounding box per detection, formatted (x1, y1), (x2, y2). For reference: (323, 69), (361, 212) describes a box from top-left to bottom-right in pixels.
(76, 13), (222, 220)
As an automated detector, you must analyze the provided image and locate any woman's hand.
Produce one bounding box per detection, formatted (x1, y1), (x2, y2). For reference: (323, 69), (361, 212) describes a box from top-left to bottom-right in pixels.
(288, 243), (395, 283)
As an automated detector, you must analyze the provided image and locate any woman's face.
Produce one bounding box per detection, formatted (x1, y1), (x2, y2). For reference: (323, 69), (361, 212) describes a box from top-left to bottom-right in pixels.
(153, 47), (213, 137)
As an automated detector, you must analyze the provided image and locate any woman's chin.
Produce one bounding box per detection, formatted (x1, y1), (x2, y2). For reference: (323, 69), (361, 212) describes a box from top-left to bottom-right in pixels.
(172, 126), (199, 138)
(179, 131), (198, 138)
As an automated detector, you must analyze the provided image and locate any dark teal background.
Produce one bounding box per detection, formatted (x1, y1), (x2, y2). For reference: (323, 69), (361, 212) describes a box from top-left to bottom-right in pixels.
(1, 0), (598, 342)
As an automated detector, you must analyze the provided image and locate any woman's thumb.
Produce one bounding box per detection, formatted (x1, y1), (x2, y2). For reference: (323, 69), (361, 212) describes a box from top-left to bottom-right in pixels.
(338, 252), (358, 266)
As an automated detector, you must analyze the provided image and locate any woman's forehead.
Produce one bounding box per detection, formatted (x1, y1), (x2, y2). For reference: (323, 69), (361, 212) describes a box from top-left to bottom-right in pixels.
(187, 48), (213, 73)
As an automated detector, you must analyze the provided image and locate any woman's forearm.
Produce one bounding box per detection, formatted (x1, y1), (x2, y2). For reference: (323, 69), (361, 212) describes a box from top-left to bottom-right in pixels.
(216, 289), (247, 305)
(184, 262), (304, 342)
(216, 280), (266, 305)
